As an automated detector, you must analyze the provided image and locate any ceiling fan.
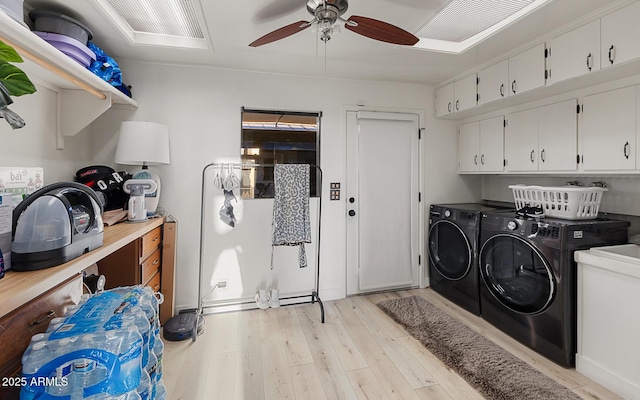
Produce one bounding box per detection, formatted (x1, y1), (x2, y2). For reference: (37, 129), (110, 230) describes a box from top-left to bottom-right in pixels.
(249, 0), (420, 47)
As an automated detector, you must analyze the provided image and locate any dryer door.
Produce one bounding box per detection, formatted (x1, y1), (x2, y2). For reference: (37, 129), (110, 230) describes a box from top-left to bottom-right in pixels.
(428, 220), (472, 280)
(479, 234), (555, 314)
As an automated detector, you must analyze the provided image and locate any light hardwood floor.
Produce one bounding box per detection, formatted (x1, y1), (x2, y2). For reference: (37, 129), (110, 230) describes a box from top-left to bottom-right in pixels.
(162, 289), (622, 400)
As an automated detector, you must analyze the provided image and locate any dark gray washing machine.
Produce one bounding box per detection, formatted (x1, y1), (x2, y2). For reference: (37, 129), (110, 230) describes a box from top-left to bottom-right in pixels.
(478, 211), (629, 366)
(428, 203), (512, 315)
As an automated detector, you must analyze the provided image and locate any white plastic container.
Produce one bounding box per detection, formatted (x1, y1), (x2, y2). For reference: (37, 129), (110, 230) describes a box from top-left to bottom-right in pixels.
(509, 184), (607, 220)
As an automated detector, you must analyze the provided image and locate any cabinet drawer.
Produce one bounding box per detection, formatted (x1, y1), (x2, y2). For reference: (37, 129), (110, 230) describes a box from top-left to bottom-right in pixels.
(146, 270), (161, 293)
(0, 275), (81, 379)
(141, 226), (162, 260)
(141, 248), (162, 284)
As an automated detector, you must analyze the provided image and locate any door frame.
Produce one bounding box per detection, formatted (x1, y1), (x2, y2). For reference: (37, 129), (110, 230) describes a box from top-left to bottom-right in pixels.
(343, 105), (425, 295)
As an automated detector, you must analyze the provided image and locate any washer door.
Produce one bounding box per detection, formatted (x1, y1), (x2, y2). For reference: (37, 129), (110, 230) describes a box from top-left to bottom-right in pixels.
(428, 220), (472, 280)
(479, 234), (555, 314)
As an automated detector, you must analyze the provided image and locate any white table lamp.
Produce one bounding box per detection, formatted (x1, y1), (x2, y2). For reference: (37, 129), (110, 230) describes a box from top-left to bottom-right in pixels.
(115, 121), (170, 214)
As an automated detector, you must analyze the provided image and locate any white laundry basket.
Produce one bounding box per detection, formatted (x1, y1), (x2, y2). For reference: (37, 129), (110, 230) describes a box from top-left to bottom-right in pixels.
(509, 184), (607, 220)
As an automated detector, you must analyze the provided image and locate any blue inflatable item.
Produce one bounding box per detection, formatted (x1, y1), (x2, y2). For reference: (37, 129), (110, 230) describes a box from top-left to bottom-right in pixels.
(87, 42), (122, 87)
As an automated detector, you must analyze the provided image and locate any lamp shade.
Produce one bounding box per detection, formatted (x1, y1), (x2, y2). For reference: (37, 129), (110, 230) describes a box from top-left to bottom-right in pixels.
(115, 121), (171, 166)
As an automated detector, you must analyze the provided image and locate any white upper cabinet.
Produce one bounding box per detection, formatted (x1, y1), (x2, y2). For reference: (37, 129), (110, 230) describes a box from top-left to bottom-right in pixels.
(435, 83), (454, 117)
(454, 73), (478, 112)
(458, 116), (504, 173)
(547, 20), (601, 85)
(538, 99), (578, 171)
(601, 1), (640, 69)
(505, 99), (577, 172)
(506, 108), (539, 172)
(478, 60), (509, 105)
(458, 121), (480, 172)
(581, 86), (637, 171)
(508, 44), (546, 96)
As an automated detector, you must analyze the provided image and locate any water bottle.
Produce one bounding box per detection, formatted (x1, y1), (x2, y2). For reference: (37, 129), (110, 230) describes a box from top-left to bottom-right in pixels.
(145, 350), (158, 384)
(74, 333), (109, 396)
(20, 341), (53, 399)
(155, 381), (167, 400)
(136, 369), (151, 400)
(152, 335), (164, 381)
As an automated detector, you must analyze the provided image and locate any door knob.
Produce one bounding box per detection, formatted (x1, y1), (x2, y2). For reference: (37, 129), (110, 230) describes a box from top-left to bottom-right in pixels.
(348, 210), (356, 217)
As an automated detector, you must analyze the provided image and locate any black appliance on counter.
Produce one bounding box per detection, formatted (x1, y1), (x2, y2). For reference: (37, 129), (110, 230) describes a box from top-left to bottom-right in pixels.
(12, 182), (104, 271)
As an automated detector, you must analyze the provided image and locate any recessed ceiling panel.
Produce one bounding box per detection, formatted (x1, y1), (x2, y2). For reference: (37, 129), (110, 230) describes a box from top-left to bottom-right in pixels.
(107, 0), (204, 38)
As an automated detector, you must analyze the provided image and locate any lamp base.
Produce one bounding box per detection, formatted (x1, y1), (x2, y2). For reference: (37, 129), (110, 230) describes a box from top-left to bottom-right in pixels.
(131, 167), (161, 214)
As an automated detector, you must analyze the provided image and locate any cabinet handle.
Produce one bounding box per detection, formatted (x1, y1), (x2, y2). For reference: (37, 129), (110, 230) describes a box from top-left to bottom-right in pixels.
(530, 150), (535, 163)
(511, 80), (517, 94)
(499, 83), (504, 97)
(455, 100), (459, 111)
(30, 310), (55, 327)
(481, 154), (485, 165)
(474, 154), (478, 165)
(540, 149), (546, 163)
(153, 235), (159, 242)
(624, 141), (630, 159)
(586, 53), (592, 71)
(609, 45), (615, 65)
(153, 259), (159, 266)
(447, 102), (451, 113)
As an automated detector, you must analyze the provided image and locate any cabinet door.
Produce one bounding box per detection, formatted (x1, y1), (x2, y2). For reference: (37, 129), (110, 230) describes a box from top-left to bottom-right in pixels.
(478, 60), (509, 105)
(547, 20), (600, 84)
(508, 44), (546, 95)
(454, 73), (477, 112)
(458, 121), (480, 172)
(581, 86), (636, 171)
(538, 99), (578, 171)
(479, 116), (505, 172)
(506, 108), (539, 172)
(601, 1), (640, 68)
(436, 83), (454, 117)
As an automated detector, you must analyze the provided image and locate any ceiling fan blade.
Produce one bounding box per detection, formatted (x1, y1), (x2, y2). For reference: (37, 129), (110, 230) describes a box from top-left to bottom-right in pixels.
(345, 16), (419, 46)
(249, 21), (312, 47)
(254, 0), (305, 22)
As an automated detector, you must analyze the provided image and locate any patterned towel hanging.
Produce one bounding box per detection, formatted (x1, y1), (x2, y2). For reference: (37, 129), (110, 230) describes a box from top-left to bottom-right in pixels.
(271, 164), (311, 269)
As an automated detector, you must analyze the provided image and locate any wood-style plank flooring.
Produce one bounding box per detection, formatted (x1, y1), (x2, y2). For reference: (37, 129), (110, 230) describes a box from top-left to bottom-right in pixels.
(162, 289), (621, 400)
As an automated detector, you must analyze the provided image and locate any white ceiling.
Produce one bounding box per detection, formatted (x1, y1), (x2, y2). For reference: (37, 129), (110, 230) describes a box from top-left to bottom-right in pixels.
(26, 0), (615, 86)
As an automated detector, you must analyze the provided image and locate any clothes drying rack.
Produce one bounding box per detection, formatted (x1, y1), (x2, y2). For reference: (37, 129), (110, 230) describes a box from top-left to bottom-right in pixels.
(198, 162), (325, 323)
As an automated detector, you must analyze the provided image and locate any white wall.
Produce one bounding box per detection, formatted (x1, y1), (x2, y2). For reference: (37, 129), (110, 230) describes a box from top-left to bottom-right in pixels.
(0, 82), (93, 182)
(89, 61), (478, 312)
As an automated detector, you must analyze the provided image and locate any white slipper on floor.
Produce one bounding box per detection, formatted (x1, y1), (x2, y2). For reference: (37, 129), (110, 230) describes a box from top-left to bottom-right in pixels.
(268, 288), (280, 308)
(255, 289), (269, 309)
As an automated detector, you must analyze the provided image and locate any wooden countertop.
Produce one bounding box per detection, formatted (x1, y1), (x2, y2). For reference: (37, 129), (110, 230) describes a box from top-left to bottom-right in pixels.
(0, 217), (165, 319)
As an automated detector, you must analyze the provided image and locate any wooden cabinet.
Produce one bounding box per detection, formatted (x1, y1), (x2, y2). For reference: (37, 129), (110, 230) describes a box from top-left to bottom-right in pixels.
(454, 73), (478, 112)
(478, 60), (509, 105)
(508, 44), (546, 96)
(98, 226), (163, 289)
(506, 99), (578, 172)
(0, 275), (81, 394)
(458, 116), (504, 173)
(601, 1), (640, 69)
(547, 20), (601, 84)
(581, 86), (638, 171)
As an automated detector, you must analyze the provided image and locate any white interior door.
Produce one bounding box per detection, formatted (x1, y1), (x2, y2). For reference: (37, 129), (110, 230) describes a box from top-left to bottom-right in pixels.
(346, 110), (420, 295)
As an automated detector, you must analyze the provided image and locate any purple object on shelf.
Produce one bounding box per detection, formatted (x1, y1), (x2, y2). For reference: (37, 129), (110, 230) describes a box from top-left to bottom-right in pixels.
(34, 31), (96, 68)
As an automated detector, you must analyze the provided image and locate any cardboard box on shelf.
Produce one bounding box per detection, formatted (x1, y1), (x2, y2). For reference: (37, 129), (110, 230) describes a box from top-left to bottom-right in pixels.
(0, 167), (44, 208)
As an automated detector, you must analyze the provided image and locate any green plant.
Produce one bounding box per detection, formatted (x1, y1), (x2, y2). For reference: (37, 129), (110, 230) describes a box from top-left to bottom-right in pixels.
(0, 39), (36, 129)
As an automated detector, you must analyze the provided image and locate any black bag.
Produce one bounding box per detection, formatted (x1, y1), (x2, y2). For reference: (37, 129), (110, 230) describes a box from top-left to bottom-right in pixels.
(75, 165), (131, 211)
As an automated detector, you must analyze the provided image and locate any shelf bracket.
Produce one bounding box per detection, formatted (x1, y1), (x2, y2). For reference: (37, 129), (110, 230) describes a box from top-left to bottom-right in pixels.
(56, 89), (112, 149)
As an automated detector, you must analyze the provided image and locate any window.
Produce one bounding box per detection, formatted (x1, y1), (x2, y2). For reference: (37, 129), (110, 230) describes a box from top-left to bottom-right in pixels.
(240, 108), (321, 199)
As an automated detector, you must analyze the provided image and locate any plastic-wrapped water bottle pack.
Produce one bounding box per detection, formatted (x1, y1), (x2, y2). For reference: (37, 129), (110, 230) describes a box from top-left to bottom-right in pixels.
(20, 286), (166, 400)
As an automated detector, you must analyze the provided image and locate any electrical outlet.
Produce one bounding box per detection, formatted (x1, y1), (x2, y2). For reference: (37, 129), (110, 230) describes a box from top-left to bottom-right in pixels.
(217, 280), (228, 291)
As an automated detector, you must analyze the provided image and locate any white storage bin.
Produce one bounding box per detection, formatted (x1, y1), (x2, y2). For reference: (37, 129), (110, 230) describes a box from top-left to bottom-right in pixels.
(509, 184), (606, 220)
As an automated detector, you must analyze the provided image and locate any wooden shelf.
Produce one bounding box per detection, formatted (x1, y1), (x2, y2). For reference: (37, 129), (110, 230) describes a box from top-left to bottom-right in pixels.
(0, 10), (138, 148)
(0, 217), (164, 320)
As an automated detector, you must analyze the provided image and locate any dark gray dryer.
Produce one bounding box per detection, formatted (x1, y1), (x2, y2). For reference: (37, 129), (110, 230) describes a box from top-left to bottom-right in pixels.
(428, 203), (510, 315)
(478, 211), (629, 367)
